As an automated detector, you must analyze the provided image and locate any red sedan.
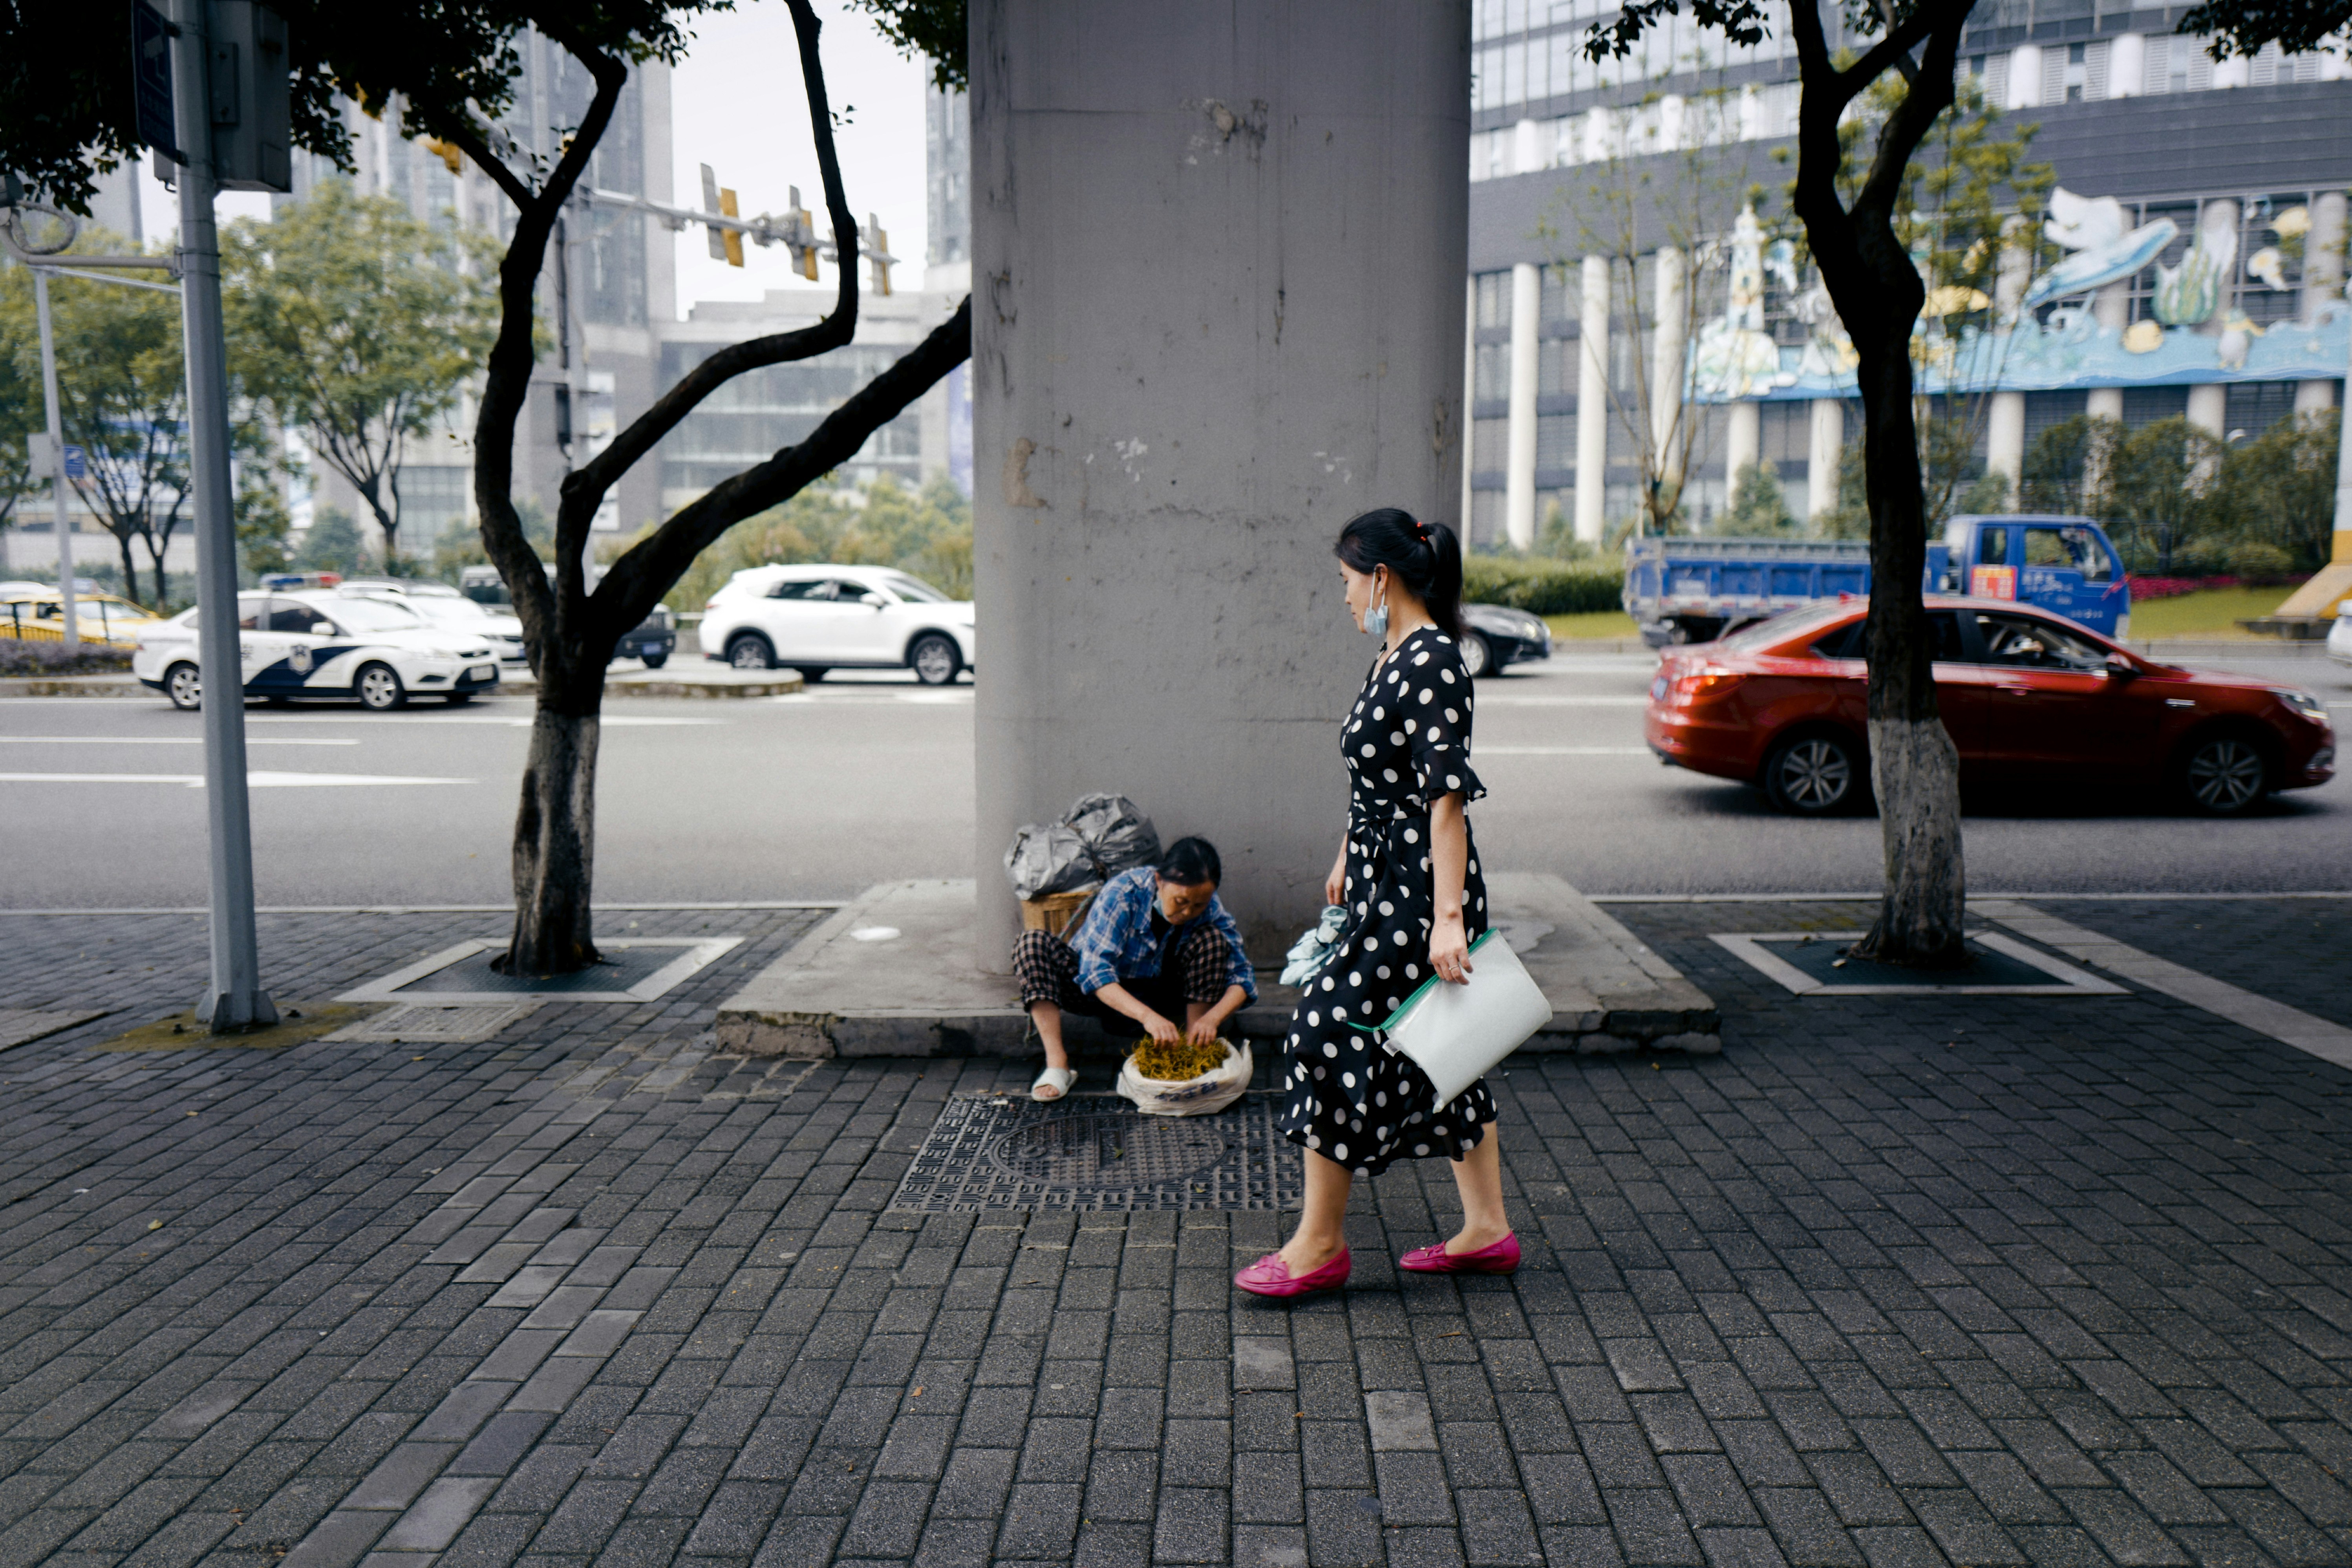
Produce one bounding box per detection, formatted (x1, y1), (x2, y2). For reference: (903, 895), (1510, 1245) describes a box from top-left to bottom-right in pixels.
(1644, 596), (2336, 816)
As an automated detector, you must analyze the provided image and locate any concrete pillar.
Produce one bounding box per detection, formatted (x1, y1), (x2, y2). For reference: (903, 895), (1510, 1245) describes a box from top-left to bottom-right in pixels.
(2009, 45), (2043, 107)
(1807, 398), (1844, 520)
(970, 0), (1469, 961)
(1575, 254), (1608, 543)
(1506, 260), (1540, 549)
(2109, 31), (2144, 97)
(2087, 285), (2127, 429)
(1461, 274), (1477, 533)
(1986, 393), (2025, 495)
(1650, 247), (1686, 463)
(1512, 117), (1542, 174)
(2187, 382), (2227, 437)
(2301, 192), (2346, 417)
(1724, 401), (1760, 482)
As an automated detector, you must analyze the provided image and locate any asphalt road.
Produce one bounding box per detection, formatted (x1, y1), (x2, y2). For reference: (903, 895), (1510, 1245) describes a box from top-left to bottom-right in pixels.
(2, 651), (2347, 909)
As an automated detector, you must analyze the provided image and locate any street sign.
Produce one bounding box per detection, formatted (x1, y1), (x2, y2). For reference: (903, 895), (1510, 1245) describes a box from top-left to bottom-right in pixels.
(61, 444), (86, 480)
(131, 0), (184, 163)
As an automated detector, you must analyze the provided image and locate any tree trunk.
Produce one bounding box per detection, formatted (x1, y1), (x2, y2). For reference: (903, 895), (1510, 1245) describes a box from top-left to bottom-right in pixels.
(1849, 298), (1969, 968)
(146, 529), (171, 610)
(500, 676), (603, 975)
(115, 531), (142, 609)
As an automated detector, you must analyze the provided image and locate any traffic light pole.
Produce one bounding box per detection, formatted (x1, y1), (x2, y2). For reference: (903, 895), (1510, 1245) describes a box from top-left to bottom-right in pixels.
(171, 0), (274, 1032)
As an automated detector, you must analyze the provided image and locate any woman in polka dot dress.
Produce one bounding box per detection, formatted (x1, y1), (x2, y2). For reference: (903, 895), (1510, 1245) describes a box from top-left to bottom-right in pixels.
(1235, 508), (1518, 1299)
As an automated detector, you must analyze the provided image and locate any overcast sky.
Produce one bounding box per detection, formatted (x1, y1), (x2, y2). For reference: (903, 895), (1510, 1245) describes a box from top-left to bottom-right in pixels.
(139, 2), (940, 318)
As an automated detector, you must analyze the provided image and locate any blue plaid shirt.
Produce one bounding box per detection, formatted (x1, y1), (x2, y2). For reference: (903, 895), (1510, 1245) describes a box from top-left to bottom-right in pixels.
(1069, 865), (1257, 1003)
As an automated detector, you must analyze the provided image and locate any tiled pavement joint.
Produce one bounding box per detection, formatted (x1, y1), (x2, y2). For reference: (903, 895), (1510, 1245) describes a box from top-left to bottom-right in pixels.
(0, 900), (2350, 1567)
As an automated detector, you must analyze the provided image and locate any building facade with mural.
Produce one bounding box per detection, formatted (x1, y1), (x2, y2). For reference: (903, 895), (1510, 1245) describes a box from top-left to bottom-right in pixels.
(1465, 0), (2352, 549)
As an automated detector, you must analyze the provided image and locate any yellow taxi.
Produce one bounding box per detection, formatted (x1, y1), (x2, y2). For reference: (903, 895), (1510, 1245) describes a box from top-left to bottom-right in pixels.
(0, 583), (172, 647)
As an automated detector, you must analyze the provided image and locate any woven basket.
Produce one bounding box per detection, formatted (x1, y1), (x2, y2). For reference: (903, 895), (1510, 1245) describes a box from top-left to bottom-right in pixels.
(1018, 887), (1097, 939)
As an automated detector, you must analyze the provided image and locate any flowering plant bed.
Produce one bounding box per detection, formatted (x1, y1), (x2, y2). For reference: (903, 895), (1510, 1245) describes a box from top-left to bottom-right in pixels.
(2126, 574), (2309, 602)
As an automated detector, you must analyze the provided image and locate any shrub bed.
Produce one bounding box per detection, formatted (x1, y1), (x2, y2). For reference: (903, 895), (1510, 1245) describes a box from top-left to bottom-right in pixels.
(1461, 556), (1625, 615)
(0, 639), (137, 676)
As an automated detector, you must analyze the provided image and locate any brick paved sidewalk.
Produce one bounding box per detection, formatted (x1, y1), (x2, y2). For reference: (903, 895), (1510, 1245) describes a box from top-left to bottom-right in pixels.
(0, 900), (2348, 1568)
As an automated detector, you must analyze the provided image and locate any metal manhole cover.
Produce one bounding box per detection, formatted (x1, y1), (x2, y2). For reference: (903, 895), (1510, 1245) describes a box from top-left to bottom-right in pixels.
(991, 1114), (1228, 1187)
(891, 1096), (1302, 1212)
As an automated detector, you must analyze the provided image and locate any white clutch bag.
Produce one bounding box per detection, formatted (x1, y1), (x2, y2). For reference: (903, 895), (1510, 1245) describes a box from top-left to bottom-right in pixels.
(1373, 929), (1552, 1106)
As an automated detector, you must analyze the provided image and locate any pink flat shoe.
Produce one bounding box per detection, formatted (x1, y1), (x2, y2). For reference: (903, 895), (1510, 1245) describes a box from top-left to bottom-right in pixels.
(1399, 1233), (1521, 1275)
(1233, 1248), (1351, 1298)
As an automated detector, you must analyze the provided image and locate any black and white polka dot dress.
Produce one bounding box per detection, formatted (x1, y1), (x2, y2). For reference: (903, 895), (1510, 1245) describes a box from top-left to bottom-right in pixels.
(1277, 625), (1492, 1178)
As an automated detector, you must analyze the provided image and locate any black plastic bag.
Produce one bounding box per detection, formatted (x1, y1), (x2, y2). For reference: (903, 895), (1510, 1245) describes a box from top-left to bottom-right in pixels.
(1064, 792), (1160, 876)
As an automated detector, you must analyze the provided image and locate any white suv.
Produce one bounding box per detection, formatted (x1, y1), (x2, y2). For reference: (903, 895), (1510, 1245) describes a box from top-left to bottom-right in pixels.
(700, 564), (976, 685)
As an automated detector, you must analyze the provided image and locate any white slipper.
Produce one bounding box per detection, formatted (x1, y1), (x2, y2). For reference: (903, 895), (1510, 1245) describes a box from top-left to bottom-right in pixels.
(1032, 1065), (1076, 1102)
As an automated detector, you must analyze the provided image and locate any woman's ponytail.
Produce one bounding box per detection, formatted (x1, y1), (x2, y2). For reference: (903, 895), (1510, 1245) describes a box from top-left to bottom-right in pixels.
(1334, 508), (1465, 642)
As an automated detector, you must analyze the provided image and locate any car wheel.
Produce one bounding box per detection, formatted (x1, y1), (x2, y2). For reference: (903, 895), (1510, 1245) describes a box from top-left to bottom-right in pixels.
(356, 662), (406, 712)
(165, 662), (201, 711)
(726, 633), (775, 670)
(2176, 732), (2272, 815)
(794, 666), (829, 683)
(910, 633), (961, 686)
(1763, 731), (1863, 815)
(1460, 632), (1494, 679)
(640, 651), (668, 670)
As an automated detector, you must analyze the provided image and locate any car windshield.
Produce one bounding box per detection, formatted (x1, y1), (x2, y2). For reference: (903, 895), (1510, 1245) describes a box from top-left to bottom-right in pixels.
(1717, 602), (1852, 652)
(881, 571), (951, 603)
(408, 597), (490, 624)
(324, 598), (429, 632)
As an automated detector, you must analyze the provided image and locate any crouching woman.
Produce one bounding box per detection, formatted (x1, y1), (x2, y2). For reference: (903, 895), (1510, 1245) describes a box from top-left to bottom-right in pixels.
(1011, 836), (1256, 1101)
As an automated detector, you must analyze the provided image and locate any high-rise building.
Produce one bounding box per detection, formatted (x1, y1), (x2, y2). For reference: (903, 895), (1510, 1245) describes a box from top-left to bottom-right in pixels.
(1465, 0), (2352, 547)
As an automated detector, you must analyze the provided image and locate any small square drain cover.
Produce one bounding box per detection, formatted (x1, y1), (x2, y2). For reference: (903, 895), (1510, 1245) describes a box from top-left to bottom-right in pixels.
(891, 1096), (1303, 1212)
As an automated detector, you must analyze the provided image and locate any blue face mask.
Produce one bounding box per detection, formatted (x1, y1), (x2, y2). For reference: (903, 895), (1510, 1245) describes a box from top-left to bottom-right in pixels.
(1365, 577), (1389, 641)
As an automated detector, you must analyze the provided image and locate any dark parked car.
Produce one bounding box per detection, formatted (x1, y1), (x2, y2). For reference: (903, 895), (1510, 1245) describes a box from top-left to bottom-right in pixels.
(457, 564), (677, 668)
(1644, 596), (2335, 816)
(1460, 603), (1552, 677)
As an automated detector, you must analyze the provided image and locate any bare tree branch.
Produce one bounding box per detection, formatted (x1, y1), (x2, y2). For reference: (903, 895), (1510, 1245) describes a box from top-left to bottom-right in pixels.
(589, 300), (972, 634)
(566, 0), (861, 509)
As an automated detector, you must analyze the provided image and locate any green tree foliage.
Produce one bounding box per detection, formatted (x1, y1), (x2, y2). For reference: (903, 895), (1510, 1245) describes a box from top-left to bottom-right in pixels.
(1717, 461), (1799, 535)
(2097, 416), (2218, 574)
(0, 263), (38, 532)
(845, 0), (968, 90)
(11, 231), (192, 608)
(1817, 441), (1871, 540)
(2208, 413), (2338, 573)
(660, 475), (973, 610)
(294, 507), (365, 576)
(2019, 413), (2111, 514)
(437, 499), (554, 582)
(1460, 554), (1628, 614)
(223, 183), (499, 565)
(236, 468), (294, 580)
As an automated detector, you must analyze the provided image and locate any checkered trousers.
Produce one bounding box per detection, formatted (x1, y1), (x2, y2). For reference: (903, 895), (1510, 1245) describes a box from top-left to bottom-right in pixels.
(1012, 926), (1237, 1015)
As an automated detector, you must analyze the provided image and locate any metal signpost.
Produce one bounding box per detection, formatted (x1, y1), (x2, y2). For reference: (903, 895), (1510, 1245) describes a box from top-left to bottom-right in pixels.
(168, 0), (281, 1030)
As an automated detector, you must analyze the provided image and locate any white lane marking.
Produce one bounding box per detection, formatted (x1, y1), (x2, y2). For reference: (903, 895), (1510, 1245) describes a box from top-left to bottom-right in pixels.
(0, 736), (358, 745)
(242, 714), (719, 727)
(1477, 746), (1652, 756)
(0, 771), (472, 788)
(767, 693), (973, 706)
(1975, 900), (2352, 1069)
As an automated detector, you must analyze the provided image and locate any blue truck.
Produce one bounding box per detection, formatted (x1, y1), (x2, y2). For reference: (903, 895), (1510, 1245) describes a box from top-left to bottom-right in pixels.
(1622, 514), (2133, 647)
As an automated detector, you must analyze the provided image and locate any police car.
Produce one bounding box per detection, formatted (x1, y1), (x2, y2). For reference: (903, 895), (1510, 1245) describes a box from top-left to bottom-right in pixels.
(133, 589), (501, 710)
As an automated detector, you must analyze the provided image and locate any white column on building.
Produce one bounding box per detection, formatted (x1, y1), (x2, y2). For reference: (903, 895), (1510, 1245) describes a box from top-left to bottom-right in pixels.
(1461, 275), (1478, 532)
(2108, 32), (2144, 97)
(1513, 117), (1542, 175)
(2008, 45), (2043, 107)
(2299, 191), (2347, 416)
(1575, 254), (1608, 543)
(1807, 398), (1844, 520)
(2086, 282), (2129, 430)
(2186, 382), (2227, 437)
(1649, 246), (1686, 465)
(1985, 218), (2032, 498)
(1724, 402), (1760, 483)
(1506, 260), (1541, 550)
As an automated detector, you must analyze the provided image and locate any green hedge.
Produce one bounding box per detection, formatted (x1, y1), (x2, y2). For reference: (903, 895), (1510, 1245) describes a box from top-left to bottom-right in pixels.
(1461, 556), (1626, 616)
